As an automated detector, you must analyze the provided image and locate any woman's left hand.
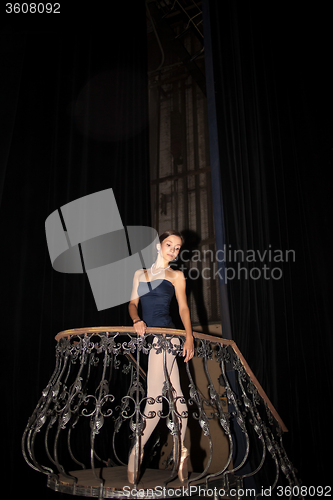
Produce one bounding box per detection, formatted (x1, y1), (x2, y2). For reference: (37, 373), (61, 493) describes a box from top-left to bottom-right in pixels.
(183, 336), (195, 363)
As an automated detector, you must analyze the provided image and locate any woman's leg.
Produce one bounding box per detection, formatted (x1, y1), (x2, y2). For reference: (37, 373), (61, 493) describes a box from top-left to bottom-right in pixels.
(128, 347), (163, 472)
(165, 349), (188, 444)
(141, 347), (164, 446)
(128, 341), (187, 471)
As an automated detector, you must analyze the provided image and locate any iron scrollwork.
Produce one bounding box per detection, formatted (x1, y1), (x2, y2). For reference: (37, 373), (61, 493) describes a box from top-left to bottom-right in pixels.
(22, 328), (302, 499)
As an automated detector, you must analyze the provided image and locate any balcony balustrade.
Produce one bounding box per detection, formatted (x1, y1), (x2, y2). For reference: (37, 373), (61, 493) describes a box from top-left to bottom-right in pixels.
(22, 327), (301, 499)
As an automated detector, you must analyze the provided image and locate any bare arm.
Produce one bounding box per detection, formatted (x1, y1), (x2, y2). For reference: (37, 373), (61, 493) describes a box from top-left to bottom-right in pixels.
(128, 270), (146, 336)
(174, 271), (194, 362)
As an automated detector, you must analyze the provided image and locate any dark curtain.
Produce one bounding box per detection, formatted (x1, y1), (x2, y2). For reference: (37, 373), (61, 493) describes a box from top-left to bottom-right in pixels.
(1, 4), (150, 498)
(205, 0), (332, 486)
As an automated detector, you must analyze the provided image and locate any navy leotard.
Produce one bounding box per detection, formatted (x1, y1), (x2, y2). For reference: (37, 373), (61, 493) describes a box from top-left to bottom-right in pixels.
(137, 279), (175, 328)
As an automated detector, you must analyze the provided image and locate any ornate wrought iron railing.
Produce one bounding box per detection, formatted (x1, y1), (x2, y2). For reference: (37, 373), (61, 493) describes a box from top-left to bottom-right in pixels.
(22, 327), (301, 499)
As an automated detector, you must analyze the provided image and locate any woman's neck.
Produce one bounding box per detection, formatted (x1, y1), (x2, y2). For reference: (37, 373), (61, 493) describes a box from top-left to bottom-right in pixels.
(154, 255), (170, 269)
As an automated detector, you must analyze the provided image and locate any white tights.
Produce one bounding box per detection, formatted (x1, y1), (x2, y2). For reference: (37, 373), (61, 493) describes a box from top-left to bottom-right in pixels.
(128, 339), (187, 469)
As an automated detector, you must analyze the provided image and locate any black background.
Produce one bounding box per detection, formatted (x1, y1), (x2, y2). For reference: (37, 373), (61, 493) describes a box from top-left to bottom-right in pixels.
(1, 1), (332, 497)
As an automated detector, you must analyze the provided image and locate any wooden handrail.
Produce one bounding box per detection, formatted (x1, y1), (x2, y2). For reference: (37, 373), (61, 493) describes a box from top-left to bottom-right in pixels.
(55, 325), (232, 342)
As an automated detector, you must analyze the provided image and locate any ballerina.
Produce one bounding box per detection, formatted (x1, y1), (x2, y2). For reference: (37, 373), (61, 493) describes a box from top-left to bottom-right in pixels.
(127, 230), (195, 483)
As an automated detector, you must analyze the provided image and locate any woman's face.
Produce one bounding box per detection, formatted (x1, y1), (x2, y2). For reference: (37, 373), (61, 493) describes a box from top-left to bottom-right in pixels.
(158, 235), (182, 262)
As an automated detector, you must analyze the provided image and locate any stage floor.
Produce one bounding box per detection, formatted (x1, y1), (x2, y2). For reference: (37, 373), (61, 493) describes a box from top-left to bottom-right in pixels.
(48, 467), (233, 498)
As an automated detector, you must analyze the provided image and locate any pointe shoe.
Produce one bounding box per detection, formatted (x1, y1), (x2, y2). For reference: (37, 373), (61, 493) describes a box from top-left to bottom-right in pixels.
(127, 447), (143, 484)
(178, 446), (189, 482)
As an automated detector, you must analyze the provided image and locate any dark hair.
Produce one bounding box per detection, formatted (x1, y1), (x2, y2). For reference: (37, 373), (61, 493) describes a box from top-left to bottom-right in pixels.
(159, 230), (184, 246)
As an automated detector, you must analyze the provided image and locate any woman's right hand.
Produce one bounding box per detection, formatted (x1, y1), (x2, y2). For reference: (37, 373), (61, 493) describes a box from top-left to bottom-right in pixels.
(133, 320), (146, 337)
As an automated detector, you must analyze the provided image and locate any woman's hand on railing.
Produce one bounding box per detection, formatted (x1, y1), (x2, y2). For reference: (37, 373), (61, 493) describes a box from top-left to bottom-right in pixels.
(182, 335), (195, 362)
(133, 320), (147, 337)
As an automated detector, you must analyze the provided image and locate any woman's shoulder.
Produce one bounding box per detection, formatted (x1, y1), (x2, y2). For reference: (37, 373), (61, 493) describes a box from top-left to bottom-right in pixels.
(133, 268), (148, 279)
(167, 268), (185, 282)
